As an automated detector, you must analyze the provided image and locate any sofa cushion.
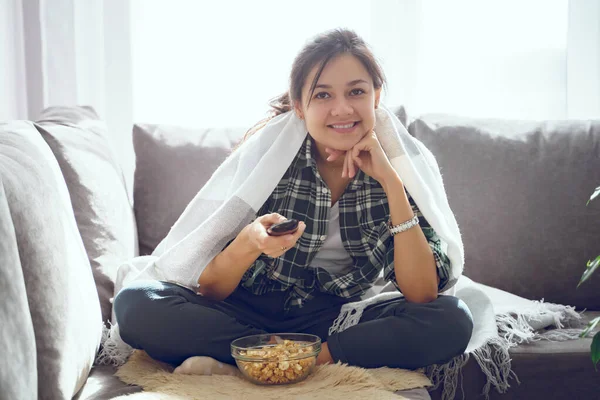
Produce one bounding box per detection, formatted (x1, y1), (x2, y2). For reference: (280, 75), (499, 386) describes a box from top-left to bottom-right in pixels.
(35, 106), (139, 325)
(430, 311), (600, 399)
(0, 178), (37, 400)
(133, 124), (245, 255)
(392, 105), (409, 128)
(0, 121), (102, 399)
(409, 115), (600, 310)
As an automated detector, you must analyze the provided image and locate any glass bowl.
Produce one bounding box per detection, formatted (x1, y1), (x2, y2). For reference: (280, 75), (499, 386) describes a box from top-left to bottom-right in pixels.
(231, 333), (321, 385)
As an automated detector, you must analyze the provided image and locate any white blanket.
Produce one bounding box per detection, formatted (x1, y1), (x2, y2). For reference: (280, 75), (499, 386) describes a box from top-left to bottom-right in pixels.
(100, 106), (584, 400)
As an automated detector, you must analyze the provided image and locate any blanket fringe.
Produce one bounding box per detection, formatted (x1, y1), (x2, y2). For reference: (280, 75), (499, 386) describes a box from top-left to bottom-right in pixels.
(470, 336), (519, 399)
(533, 299), (586, 329)
(425, 353), (470, 400)
(495, 313), (536, 344)
(425, 301), (586, 400)
(536, 328), (585, 341)
(94, 322), (134, 367)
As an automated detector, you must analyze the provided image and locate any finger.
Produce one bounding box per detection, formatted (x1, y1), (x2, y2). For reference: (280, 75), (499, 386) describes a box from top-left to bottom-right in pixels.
(259, 213), (287, 226)
(263, 242), (288, 257)
(346, 151), (353, 178)
(263, 213), (287, 222)
(282, 221), (305, 246)
(268, 240), (294, 257)
(355, 132), (375, 152)
(326, 148), (344, 162)
(350, 143), (360, 162)
(264, 229), (297, 252)
(343, 151), (350, 178)
(269, 221), (305, 254)
(352, 151), (363, 168)
(348, 151), (356, 178)
(351, 145), (360, 160)
(353, 136), (371, 158)
(292, 221), (306, 242)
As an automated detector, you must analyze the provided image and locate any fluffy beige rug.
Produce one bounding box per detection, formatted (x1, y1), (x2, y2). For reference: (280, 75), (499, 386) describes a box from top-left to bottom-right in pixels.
(113, 350), (432, 400)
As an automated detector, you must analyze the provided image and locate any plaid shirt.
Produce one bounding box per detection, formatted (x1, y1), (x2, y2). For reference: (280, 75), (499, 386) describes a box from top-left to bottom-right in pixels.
(240, 135), (453, 310)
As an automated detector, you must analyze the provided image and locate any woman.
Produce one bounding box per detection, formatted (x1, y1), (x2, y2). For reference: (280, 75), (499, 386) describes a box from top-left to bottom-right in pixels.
(114, 28), (473, 376)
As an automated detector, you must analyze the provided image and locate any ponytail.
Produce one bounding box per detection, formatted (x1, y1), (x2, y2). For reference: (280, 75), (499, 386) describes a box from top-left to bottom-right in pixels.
(235, 92), (293, 150)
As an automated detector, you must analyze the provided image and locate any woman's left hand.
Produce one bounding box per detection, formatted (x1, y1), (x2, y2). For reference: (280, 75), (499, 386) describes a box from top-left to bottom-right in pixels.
(325, 130), (399, 185)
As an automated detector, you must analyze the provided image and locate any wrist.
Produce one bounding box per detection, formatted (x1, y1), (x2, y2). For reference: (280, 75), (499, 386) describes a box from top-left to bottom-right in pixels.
(381, 170), (403, 193)
(239, 225), (263, 258)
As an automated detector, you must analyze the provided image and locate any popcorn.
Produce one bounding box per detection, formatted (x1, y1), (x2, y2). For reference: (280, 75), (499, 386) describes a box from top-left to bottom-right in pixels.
(237, 340), (316, 384)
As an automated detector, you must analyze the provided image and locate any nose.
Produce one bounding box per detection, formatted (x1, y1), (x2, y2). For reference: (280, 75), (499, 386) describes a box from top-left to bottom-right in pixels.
(331, 97), (353, 117)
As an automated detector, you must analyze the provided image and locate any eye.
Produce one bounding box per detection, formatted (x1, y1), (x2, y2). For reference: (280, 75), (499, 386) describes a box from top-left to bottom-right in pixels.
(350, 88), (366, 96)
(315, 92), (330, 99)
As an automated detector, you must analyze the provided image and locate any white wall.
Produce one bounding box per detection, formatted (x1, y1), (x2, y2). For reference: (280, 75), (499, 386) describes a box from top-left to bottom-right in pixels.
(567, 0), (600, 119)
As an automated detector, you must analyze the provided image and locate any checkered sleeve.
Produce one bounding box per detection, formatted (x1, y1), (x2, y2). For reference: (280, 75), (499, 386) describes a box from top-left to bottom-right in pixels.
(383, 193), (453, 293)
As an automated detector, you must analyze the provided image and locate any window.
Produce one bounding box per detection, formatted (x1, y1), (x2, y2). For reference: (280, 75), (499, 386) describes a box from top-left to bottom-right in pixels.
(130, 0), (576, 127)
(131, 0), (373, 128)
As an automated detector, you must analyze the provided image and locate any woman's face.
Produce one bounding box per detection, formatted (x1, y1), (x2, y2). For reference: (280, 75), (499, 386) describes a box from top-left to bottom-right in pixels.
(295, 54), (381, 160)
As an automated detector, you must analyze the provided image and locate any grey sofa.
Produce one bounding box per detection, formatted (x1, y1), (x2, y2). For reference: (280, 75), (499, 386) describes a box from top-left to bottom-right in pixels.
(1, 106), (598, 400)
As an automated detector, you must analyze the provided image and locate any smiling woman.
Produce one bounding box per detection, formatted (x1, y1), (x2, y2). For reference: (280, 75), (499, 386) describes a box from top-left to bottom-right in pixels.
(242, 32), (385, 174)
(114, 29), (473, 387)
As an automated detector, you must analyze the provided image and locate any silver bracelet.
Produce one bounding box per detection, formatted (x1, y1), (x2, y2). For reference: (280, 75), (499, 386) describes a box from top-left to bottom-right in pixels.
(388, 214), (419, 236)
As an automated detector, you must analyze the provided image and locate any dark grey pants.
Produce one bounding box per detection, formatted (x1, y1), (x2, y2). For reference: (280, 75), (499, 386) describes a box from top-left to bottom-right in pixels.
(113, 280), (473, 369)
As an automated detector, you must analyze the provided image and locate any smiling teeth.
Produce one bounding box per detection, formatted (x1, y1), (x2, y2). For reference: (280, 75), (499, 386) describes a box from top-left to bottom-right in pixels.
(332, 123), (354, 129)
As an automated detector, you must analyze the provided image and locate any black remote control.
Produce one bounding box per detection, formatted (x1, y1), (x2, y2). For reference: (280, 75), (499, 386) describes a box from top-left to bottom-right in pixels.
(267, 219), (299, 236)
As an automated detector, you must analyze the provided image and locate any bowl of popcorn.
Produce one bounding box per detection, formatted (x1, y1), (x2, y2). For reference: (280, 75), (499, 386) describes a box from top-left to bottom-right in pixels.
(231, 333), (321, 385)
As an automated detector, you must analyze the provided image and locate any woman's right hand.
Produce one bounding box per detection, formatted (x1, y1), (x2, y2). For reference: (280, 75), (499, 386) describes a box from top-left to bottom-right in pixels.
(244, 213), (305, 258)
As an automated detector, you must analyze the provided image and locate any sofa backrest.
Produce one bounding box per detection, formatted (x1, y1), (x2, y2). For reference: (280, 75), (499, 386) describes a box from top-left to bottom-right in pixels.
(408, 114), (600, 310)
(35, 106), (139, 326)
(132, 123), (246, 256)
(0, 120), (103, 399)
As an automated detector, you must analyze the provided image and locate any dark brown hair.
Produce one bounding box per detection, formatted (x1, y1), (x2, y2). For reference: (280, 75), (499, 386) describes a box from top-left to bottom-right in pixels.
(240, 28), (387, 143)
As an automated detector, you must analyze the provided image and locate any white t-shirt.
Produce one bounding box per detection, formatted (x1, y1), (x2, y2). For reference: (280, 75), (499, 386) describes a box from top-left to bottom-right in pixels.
(308, 202), (353, 273)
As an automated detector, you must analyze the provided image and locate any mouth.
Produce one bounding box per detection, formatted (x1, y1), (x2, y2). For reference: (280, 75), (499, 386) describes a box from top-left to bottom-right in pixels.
(327, 121), (360, 134)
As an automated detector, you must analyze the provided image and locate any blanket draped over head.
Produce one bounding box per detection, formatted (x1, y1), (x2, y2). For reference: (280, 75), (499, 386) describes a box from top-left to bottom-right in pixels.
(98, 105), (584, 400)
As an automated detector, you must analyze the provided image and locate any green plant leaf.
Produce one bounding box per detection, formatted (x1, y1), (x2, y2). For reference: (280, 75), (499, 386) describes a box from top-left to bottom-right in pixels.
(580, 316), (600, 338)
(587, 186), (600, 206)
(592, 332), (600, 371)
(578, 256), (600, 288)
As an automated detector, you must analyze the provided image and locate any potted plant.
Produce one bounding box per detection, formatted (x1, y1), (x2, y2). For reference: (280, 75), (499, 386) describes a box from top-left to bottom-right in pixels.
(578, 186), (600, 370)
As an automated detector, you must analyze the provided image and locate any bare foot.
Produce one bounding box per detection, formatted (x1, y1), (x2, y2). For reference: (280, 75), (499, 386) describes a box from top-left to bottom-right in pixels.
(316, 342), (334, 365)
(173, 356), (240, 376)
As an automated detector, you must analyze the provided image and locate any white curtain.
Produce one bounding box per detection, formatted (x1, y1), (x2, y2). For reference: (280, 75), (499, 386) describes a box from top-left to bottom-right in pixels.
(1, 0), (27, 121)
(1, 0), (599, 161)
(1, 0), (135, 194)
